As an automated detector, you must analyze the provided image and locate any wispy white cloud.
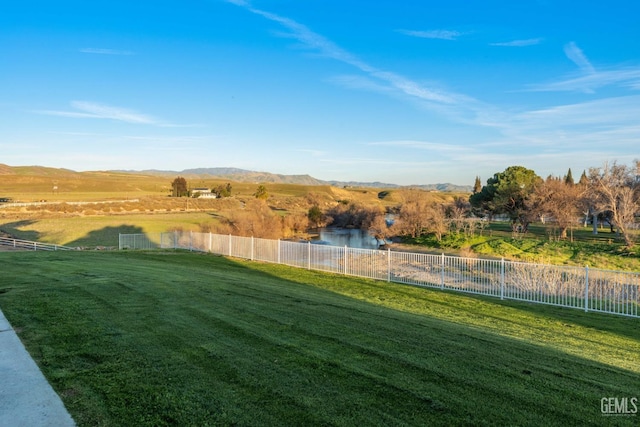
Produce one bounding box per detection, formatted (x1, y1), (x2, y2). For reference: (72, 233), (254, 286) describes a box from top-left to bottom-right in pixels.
(224, 0), (248, 6)
(73, 101), (158, 124)
(80, 48), (134, 55)
(523, 41), (640, 93)
(327, 75), (393, 95)
(490, 38), (542, 47)
(397, 29), (463, 41)
(48, 132), (217, 147)
(48, 131), (105, 136)
(510, 95), (640, 137)
(318, 157), (449, 167)
(563, 41), (595, 73)
(37, 101), (159, 124)
(121, 135), (216, 149)
(225, 0), (470, 107)
(514, 95), (640, 127)
(526, 66), (640, 92)
(34, 101), (200, 127)
(367, 140), (467, 153)
(226, 0), (639, 179)
(495, 96), (640, 155)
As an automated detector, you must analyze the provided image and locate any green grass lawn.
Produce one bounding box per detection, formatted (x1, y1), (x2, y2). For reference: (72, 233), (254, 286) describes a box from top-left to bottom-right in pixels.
(0, 251), (638, 426)
(0, 213), (217, 247)
(410, 221), (640, 271)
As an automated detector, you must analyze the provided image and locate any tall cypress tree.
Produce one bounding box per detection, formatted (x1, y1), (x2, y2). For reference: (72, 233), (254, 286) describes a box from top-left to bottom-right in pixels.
(578, 170), (589, 186)
(473, 176), (482, 194)
(565, 168), (574, 185)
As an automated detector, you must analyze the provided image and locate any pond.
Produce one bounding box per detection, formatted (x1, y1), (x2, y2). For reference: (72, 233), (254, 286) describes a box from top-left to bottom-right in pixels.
(314, 228), (382, 250)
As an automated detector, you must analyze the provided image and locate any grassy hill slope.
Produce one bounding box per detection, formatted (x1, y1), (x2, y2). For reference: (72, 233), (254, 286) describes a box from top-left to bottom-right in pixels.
(0, 251), (637, 426)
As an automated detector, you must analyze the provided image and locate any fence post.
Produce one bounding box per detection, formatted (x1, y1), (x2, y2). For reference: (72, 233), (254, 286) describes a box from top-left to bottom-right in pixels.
(277, 239), (281, 264)
(584, 265), (589, 312)
(307, 241), (311, 270)
(209, 232), (212, 253)
(441, 253), (445, 289)
(251, 236), (254, 261)
(118, 233), (122, 250)
(189, 231), (193, 252)
(229, 234), (232, 257)
(344, 246), (348, 275)
(387, 248), (391, 282)
(500, 258), (505, 300)
(174, 231), (177, 250)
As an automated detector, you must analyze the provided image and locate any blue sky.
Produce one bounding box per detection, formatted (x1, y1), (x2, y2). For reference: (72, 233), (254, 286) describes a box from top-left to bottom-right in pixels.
(2, 0), (639, 186)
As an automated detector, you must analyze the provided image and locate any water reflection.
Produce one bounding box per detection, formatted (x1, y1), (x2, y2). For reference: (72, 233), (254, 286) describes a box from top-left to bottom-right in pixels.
(315, 228), (380, 249)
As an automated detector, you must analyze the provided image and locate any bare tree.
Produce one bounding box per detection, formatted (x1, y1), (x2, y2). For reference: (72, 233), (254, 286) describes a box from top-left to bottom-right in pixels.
(218, 199), (283, 239)
(390, 189), (432, 238)
(426, 203), (448, 242)
(529, 177), (584, 240)
(446, 197), (472, 236)
(282, 212), (309, 239)
(391, 189), (448, 241)
(588, 161), (640, 247)
(325, 202), (375, 229)
(360, 204), (390, 244)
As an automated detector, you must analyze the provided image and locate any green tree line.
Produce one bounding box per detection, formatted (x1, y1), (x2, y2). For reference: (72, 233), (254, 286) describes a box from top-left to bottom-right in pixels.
(469, 161), (640, 247)
(176, 161), (639, 249)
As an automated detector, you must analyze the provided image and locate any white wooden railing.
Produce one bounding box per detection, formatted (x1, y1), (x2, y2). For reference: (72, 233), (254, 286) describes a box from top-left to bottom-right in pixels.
(0, 237), (74, 251)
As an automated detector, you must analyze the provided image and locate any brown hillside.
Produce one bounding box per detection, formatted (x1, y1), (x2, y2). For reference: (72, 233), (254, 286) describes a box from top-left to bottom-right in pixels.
(0, 164), (14, 175)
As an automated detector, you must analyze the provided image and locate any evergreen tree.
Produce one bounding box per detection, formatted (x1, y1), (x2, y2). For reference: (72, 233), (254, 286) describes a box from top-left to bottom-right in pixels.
(565, 168), (574, 185)
(254, 184), (269, 200)
(578, 170), (589, 186)
(469, 165), (541, 232)
(171, 176), (188, 197)
(473, 176), (482, 194)
(307, 205), (324, 228)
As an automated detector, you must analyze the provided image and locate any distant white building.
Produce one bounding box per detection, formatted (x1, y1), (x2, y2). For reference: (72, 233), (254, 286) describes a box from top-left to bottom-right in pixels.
(192, 188), (217, 199)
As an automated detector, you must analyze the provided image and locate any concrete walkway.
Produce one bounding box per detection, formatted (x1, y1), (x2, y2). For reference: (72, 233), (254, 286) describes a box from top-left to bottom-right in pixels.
(0, 309), (75, 427)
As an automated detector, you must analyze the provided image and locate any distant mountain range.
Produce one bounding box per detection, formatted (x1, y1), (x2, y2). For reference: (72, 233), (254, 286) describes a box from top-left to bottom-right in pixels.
(116, 167), (472, 192)
(0, 163), (471, 192)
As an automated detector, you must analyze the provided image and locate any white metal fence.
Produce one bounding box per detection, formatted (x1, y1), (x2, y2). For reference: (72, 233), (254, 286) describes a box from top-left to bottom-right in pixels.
(119, 231), (640, 318)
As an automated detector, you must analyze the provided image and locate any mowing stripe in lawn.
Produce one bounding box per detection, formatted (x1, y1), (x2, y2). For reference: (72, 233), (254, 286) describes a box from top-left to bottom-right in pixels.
(0, 251), (638, 426)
